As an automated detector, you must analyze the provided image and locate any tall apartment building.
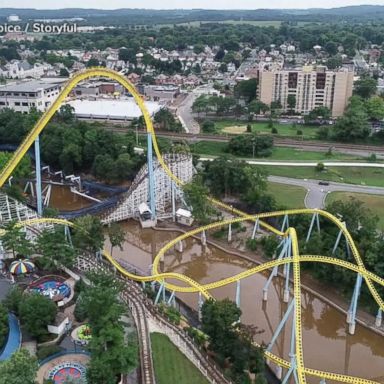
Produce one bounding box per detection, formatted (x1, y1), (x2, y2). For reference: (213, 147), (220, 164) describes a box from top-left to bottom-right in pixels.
(258, 65), (354, 117)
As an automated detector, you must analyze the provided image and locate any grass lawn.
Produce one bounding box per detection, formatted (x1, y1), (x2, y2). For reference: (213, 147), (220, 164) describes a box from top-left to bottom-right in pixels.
(213, 119), (319, 139)
(191, 141), (362, 161)
(267, 182), (307, 208)
(151, 332), (210, 384)
(257, 165), (384, 188)
(326, 192), (384, 231)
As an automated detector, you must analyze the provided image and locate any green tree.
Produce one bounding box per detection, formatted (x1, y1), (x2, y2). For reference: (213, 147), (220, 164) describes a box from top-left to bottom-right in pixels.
(228, 134), (273, 157)
(365, 96), (384, 121)
(183, 177), (216, 224)
(326, 55), (343, 70)
(331, 96), (370, 141)
(0, 153), (31, 180)
(153, 109), (181, 132)
(86, 58), (101, 67)
(270, 100), (282, 116)
(92, 154), (115, 181)
(0, 349), (38, 384)
(73, 215), (105, 256)
(1, 221), (34, 258)
(307, 106), (331, 122)
(248, 100), (269, 115)
(36, 227), (76, 270)
(19, 294), (57, 339)
(218, 63), (228, 73)
(234, 79), (258, 103)
(287, 94), (296, 115)
(201, 298), (241, 358)
(82, 272), (138, 384)
(112, 153), (136, 182)
(201, 120), (215, 133)
(57, 105), (75, 123)
(354, 76), (377, 99)
(324, 41), (338, 56)
(3, 286), (23, 316)
(59, 68), (69, 77)
(107, 223), (125, 256)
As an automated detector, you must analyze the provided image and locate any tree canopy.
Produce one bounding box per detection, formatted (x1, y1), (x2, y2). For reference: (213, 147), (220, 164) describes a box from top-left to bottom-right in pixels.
(0, 349), (38, 384)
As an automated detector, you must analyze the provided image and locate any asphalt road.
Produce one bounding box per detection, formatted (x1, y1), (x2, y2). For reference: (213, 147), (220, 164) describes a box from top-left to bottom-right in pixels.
(269, 175), (384, 209)
(176, 91), (200, 134)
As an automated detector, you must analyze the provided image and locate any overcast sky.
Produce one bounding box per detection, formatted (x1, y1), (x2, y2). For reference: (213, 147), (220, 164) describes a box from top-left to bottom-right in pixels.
(1, 0), (383, 10)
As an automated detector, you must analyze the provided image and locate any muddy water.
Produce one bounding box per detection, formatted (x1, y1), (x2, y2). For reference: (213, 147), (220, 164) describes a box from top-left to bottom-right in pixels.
(48, 185), (92, 211)
(107, 220), (384, 384)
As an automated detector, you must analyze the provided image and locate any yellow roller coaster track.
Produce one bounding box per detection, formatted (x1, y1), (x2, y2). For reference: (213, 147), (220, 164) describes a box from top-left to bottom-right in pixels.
(0, 68), (383, 384)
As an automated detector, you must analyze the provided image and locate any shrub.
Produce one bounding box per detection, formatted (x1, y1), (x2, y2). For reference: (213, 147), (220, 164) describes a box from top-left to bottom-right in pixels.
(165, 306), (181, 325)
(37, 345), (63, 361)
(271, 127), (278, 134)
(246, 124), (252, 132)
(246, 238), (258, 252)
(315, 162), (325, 172)
(201, 120), (216, 133)
(74, 294), (88, 322)
(212, 229), (226, 239)
(296, 129), (303, 135)
(3, 286), (23, 315)
(185, 326), (207, 347)
(367, 153), (377, 162)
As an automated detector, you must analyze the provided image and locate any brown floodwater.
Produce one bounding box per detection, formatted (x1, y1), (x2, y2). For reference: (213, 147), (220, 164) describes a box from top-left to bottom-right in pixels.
(106, 220), (384, 384)
(48, 185), (92, 211)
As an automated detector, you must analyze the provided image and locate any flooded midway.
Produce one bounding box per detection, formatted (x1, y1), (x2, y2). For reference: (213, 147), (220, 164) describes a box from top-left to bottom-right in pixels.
(106, 220), (384, 384)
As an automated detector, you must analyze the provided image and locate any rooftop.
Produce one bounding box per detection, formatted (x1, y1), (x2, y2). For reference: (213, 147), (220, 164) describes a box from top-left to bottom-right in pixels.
(0, 80), (62, 93)
(66, 98), (162, 120)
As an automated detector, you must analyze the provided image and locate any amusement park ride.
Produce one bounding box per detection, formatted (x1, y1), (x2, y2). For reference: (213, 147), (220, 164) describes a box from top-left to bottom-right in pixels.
(0, 68), (383, 384)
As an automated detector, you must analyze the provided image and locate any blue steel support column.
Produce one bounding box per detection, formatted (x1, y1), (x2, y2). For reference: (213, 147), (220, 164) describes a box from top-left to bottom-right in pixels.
(305, 213), (317, 243)
(281, 214), (289, 232)
(155, 282), (164, 305)
(251, 218), (259, 240)
(315, 212), (321, 233)
(282, 301), (298, 384)
(236, 280), (241, 308)
(348, 273), (363, 335)
(332, 229), (344, 255)
(167, 291), (176, 305)
(147, 133), (156, 220)
(34, 135), (43, 216)
(64, 225), (73, 247)
(267, 299), (294, 353)
(171, 182), (176, 222)
(263, 237), (291, 301)
(198, 292), (203, 321)
(376, 309), (383, 327)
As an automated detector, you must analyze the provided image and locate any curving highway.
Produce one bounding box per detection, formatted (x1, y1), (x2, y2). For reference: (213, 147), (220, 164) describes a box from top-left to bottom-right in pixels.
(1, 68), (384, 384)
